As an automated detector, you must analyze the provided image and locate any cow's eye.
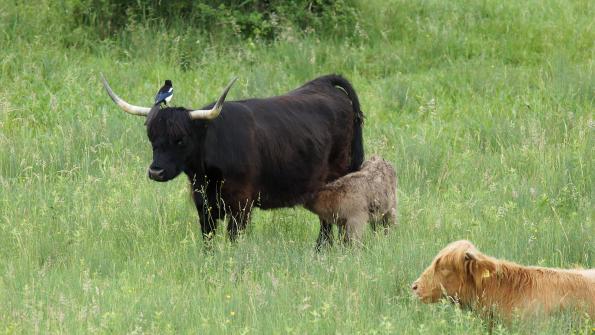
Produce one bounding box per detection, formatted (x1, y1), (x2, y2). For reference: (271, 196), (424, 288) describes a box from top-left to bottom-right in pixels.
(176, 139), (184, 146)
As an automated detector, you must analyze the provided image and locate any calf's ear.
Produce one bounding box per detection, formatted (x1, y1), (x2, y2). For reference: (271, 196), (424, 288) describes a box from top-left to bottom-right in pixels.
(464, 251), (496, 287)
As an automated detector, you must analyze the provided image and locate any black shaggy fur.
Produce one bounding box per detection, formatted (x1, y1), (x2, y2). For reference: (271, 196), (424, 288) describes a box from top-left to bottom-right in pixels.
(144, 74), (364, 243)
(326, 75), (364, 172)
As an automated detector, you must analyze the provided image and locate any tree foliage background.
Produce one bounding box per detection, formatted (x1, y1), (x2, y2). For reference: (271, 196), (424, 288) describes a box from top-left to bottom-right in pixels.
(69, 0), (358, 39)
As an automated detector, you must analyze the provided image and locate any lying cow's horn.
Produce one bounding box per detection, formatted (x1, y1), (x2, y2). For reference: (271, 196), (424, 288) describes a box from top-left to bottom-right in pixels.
(188, 77), (237, 120)
(100, 73), (151, 116)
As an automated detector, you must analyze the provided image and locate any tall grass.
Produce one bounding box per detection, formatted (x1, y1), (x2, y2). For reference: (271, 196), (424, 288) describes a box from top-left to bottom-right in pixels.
(0, 0), (593, 333)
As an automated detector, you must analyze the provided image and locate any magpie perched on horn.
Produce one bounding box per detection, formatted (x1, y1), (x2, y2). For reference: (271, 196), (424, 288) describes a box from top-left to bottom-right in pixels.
(154, 80), (173, 106)
(100, 73), (236, 119)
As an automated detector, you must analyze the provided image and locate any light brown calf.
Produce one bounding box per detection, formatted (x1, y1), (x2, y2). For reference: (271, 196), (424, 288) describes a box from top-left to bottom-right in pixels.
(412, 240), (595, 318)
(305, 155), (397, 245)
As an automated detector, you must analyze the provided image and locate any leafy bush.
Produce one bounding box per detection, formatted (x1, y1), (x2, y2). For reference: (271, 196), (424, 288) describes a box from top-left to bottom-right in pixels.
(70, 0), (359, 39)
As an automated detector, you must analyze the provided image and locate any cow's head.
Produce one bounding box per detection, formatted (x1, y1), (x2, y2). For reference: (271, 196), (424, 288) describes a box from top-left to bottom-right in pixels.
(100, 74), (236, 181)
(411, 240), (497, 304)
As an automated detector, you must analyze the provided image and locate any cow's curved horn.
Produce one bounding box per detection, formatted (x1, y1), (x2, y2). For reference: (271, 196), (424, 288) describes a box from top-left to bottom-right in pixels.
(188, 77), (237, 120)
(100, 73), (151, 116)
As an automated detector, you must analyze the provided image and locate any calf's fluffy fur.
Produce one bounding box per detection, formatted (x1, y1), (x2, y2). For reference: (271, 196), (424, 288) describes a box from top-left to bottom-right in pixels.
(305, 155), (397, 244)
(412, 240), (595, 318)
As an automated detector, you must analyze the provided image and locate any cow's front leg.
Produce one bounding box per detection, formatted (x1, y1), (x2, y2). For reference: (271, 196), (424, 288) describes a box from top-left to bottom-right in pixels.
(227, 207), (252, 242)
(226, 197), (253, 241)
(198, 208), (220, 241)
(316, 218), (334, 250)
(192, 187), (221, 241)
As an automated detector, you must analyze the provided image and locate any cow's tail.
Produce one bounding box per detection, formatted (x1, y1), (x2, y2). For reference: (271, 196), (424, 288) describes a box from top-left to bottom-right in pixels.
(327, 75), (365, 172)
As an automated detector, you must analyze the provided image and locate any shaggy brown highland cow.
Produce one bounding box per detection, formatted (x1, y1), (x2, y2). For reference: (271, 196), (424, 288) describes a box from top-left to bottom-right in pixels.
(305, 155), (397, 245)
(412, 240), (595, 319)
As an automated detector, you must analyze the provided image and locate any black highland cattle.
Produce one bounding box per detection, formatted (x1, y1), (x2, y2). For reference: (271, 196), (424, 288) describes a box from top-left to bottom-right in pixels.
(101, 74), (364, 246)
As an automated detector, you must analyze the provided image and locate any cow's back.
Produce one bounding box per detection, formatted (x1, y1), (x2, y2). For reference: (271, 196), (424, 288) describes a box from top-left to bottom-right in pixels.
(203, 79), (359, 209)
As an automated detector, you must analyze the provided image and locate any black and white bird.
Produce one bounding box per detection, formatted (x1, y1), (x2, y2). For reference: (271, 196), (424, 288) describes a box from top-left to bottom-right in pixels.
(154, 80), (173, 106)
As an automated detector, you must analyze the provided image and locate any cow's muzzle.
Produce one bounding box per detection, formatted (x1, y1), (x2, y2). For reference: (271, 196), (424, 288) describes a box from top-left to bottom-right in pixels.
(148, 167), (166, 181)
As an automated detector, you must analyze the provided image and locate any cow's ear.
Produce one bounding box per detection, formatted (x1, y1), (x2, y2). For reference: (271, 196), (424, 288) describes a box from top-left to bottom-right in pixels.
(464, 250), (495, 287)
(464, 251), (477, 261)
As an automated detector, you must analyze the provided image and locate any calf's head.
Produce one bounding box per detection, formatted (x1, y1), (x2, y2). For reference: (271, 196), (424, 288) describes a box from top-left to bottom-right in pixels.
(100, 74), (236, 181)
(412, 240), (497, 304)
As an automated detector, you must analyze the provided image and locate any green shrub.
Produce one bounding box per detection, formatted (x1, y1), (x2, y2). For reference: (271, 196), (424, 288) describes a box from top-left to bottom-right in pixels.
(70, 0), (359, 39)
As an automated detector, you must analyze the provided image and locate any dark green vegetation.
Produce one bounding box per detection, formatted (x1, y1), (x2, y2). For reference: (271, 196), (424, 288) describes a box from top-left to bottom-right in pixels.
(70, 0), (358, 40)
(0, 0), (593, 333)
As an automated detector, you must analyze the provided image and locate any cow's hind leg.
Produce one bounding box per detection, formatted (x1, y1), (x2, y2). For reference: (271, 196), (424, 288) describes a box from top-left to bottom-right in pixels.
(316, 218), (334, 251)
(337, 222), (346, 241)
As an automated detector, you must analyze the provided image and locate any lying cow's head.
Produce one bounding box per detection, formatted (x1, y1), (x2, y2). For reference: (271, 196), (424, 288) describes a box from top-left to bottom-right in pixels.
(100, 74), (236, 181)
(412, 240), (497, 304)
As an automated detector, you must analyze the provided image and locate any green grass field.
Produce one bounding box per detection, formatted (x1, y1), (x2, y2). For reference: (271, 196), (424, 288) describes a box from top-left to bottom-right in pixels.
(0, 0), (593, 333)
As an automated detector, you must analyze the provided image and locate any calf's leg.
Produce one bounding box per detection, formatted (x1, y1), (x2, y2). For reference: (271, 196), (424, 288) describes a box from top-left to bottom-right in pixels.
(344, 213), (368, 246)
(380, 207), (397, 234)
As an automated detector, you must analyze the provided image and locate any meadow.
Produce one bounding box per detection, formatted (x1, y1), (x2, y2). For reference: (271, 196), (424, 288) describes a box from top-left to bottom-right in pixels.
(0, 0), (593, 333)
